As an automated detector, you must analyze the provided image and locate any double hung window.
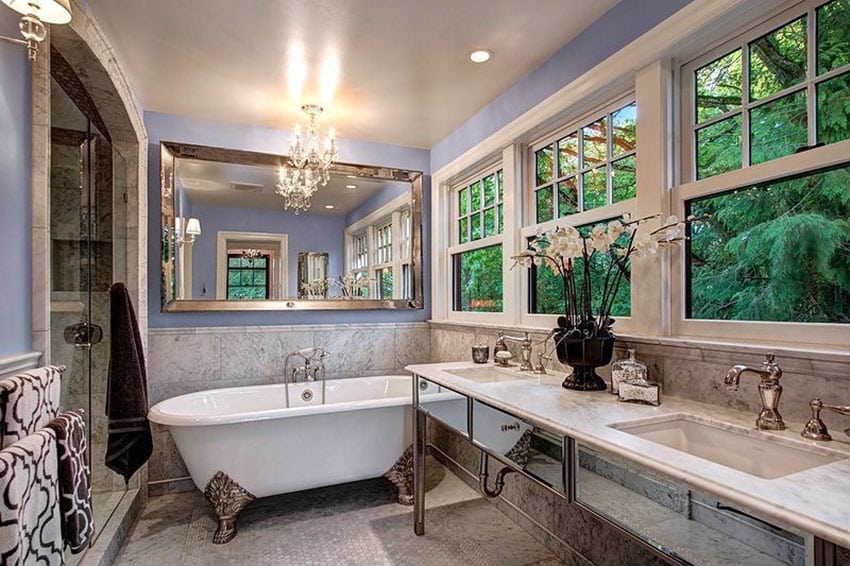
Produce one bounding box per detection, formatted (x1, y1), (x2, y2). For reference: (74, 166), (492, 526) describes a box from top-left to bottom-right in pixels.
(679, 0), (850, 333)
(450, 168), (505, 312)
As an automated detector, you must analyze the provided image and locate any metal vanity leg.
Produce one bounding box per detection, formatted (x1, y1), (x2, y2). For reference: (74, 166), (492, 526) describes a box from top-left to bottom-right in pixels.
(413, 407), (426, 535)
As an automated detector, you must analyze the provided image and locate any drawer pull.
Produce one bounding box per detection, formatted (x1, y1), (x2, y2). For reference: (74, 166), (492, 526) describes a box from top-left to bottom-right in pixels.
(501, 423), (521, 432)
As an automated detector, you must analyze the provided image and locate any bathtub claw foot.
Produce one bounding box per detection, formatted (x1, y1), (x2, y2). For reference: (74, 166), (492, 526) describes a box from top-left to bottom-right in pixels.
(384, 445), (414, 505)
(204, 471), (256, 544)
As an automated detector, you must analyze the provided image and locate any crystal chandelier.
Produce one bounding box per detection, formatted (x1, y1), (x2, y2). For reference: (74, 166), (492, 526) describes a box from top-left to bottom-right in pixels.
(276, 104), (338, 213)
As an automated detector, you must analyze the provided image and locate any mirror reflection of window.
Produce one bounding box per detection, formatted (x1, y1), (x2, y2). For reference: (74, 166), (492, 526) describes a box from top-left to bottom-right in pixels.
(227, 253), (270, 300)
(161, 142), (422, 310)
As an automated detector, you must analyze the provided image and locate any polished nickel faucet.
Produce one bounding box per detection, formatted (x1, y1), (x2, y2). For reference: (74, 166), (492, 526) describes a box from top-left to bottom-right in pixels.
(285, 347), (329, 382)
(724, 353), (785, 430)
(495, 332), (533, 371)
(801, 398), (850, 441)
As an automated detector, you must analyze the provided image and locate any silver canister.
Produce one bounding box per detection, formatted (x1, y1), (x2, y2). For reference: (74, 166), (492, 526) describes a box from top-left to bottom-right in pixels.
(472, 344), (490, 364)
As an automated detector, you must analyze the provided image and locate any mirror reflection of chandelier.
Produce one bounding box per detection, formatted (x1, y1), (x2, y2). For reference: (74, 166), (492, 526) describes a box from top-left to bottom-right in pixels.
(276, 104), (338, 214)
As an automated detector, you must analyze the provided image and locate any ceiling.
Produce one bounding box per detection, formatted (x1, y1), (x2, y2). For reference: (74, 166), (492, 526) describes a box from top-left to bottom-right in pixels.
(176, 158), (395, 216)
(86, 0), (619, 149)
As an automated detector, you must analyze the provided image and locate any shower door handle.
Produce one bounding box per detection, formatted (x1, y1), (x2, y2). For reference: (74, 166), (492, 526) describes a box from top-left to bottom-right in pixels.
(64, 322), (104, 351)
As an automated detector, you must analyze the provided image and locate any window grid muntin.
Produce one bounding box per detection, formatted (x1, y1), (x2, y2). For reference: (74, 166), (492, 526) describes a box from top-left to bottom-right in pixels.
(688, 0), (850, 180)
(375, 222), (393, 265)
(455, 169), (504, 245)
(354, 234), (368, 270)
(226, 253), (270, 300)
(532, 100), (636, 223)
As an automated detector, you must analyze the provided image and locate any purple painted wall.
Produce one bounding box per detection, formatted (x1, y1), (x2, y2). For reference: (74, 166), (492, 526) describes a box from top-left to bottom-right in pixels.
(430, 0), (693, 171)
(187, 203), (347, 299)
(145, 111), (431, 327)
(0, 11), (32, 357)
(345, 181), (411, 227)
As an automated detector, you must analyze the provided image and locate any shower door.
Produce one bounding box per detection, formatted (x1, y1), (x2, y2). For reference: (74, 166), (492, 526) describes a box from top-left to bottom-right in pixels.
(49, 75), (127, 550)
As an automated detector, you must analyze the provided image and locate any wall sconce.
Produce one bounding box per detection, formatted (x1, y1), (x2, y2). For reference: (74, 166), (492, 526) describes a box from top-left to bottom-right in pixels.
(0, 0), (71, 61)
(179, 217), (202, 244)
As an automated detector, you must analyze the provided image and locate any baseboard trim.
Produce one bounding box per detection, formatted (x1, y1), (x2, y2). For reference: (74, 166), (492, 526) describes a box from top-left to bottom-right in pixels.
(147, 476), (196, 497)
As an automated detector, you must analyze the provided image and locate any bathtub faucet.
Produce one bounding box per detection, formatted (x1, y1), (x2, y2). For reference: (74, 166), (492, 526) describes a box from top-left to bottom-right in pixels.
(285, 348), (330, 382)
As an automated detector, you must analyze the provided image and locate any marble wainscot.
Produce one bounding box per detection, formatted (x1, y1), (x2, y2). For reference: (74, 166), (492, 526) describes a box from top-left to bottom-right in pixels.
(410, 357), (850, 565)
(147, 322), (430, 494)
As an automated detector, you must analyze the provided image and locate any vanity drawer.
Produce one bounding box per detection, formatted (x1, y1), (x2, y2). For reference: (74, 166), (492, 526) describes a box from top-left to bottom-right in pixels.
(472, 400), (567, 497)
(416, 376), (469, 438)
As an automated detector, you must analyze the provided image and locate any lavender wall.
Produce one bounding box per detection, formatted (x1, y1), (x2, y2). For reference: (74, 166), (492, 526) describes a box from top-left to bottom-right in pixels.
(145, 111), (431, 328)
(345, 181), (411, 227)
(0, 11), (32, 357)
(430, 0), (693, 171)
(187, 203), (346, 299)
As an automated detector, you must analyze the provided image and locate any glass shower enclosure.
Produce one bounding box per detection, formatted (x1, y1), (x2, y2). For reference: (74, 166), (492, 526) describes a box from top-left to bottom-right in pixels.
(49, 74), (130, 548)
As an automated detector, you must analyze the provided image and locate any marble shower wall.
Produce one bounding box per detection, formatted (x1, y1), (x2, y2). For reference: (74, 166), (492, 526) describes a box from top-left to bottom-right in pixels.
(147, 322), (430, 493)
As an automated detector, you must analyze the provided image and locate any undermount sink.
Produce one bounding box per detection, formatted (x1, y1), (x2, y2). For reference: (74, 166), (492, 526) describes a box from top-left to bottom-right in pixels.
(446, 366), (529, 384)
(611, 414), (845, 480)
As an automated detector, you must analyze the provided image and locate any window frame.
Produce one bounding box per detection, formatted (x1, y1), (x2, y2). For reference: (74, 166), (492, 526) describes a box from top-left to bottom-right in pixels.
(448, 163), (507, 317)
(681, 0), (850, 183)
(675, 0), (850, 347)
(521, 93), (638, 331)
(225, 253), (271, 300)
(527, 94), (638, 225)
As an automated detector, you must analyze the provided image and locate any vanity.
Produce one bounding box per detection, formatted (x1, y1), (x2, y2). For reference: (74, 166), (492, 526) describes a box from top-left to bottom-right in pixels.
(408, 361), (850, 566)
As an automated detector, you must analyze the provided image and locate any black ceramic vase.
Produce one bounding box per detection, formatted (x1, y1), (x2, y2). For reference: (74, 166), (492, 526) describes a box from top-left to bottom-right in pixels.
(553, 330), (615, 391)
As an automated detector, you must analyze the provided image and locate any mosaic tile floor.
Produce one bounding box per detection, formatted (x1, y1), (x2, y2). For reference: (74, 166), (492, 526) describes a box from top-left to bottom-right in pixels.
(115, 463), (564, 566)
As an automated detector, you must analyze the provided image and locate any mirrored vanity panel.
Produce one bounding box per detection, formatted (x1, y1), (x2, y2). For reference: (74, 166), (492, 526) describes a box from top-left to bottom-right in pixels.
(472, 400), (567, 496)
(160, 142), (423, 311)
(416, 377), (470, 437)
(575, 443), (806, 565)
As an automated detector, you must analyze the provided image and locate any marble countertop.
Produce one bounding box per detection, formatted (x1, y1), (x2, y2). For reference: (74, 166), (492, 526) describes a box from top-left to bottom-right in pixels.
(406, 361), (850, 548)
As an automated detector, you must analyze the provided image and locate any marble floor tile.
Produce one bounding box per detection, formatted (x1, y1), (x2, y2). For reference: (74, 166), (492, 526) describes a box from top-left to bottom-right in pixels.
(114, 466), (563, 566)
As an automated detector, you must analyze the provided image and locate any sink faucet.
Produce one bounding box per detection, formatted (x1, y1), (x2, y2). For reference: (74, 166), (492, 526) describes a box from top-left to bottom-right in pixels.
(495, 332), (533, 371)
(724, 353), (784, 430)
(801, 398), (850, 441)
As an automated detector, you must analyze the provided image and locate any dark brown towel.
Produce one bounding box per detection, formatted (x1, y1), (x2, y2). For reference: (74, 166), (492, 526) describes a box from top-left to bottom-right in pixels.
(47, 410), (94, 554)
(106, 282), (152, 484)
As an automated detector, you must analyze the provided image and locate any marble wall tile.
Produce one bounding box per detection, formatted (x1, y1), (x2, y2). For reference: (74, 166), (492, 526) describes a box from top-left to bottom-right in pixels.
(148, 332), (220, 384)
(430, 326), (476, 363)
(219, 330), (313, 380)
(395, 325), (431, 367)
(316, 328), (395, 377)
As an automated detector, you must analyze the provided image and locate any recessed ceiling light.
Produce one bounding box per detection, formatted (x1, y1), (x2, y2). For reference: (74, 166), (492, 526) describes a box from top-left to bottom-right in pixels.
(469, 49), (492, 64)
(346, 184), (357, 189)
(325, 205), (335, 209)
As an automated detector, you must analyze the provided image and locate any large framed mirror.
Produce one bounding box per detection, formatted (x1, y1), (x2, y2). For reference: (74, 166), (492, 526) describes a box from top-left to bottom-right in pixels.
(160, 142), (423, 312)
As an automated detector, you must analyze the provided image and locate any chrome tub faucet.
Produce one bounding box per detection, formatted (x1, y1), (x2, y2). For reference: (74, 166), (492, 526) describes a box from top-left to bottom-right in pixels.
(724, 353), (785, 430)
(802, 398), (850, 441)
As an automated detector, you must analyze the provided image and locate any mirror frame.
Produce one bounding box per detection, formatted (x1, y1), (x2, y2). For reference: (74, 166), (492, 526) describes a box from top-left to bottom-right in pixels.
(160, 141), (424, 312)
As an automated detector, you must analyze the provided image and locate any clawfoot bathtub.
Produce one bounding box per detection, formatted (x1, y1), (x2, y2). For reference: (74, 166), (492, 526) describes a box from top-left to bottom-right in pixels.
(149, 375), (441, 543)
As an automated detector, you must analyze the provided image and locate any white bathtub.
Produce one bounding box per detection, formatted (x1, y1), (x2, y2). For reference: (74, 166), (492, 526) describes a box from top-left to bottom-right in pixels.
(148, 375), (441, 498)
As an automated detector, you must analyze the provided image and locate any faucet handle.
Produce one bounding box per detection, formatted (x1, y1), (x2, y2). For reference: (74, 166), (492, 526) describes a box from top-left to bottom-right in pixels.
(801, 398), (832, 441)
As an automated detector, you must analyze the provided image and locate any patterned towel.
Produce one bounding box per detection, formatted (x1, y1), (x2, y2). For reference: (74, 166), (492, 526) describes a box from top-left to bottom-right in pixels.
(47, 410), (93, 554)
(0, 429), (64, 566)
(0, 366), (64, 449)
